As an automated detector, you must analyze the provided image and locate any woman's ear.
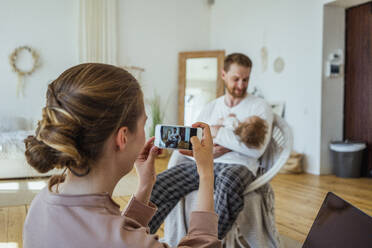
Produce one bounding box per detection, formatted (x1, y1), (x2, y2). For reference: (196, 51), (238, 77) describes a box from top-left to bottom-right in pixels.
(116, 126), (129, 151)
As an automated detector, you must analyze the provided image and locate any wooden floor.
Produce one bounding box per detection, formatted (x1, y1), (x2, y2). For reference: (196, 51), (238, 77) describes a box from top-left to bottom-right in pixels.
(1, 157), (371, 247)
(271, 173), (372, 243)
(0, 205), (27, 248)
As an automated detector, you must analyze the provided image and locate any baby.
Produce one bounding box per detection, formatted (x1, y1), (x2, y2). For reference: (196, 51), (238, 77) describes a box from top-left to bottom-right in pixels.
(216, 114), (268, 149)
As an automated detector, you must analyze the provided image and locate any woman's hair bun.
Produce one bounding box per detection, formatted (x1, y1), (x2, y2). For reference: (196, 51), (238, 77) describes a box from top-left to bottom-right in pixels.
(24, 135), (58, 173)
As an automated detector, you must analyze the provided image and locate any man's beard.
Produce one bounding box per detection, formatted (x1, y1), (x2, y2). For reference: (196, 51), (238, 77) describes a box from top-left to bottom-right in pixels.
(226, 85), (247, 98)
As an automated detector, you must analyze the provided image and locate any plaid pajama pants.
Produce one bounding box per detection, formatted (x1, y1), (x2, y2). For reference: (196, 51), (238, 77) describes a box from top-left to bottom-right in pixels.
(149, 158), (255, 239)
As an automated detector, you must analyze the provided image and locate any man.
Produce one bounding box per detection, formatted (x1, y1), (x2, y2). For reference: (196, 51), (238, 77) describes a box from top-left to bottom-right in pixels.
(166, 128), (181, 148)
(149, 53), (273, 239)
(199, 53), (273, 175)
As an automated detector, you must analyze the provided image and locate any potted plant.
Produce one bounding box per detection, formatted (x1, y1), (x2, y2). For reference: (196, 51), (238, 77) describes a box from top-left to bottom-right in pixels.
(147, 93), (167, 158)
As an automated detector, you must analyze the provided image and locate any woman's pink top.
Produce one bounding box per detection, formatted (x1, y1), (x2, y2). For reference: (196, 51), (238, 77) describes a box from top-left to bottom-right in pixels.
(23, 187), (221, 248)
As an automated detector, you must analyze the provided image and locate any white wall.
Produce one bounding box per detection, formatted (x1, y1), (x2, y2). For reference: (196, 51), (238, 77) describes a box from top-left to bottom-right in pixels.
(0, 0), (78, 122)
(210, 0), (327, 174)
(118, 0), (211, 125)
(320, 5), (345, 174)
(1, 0), (347, 175)
(0, 0), (211, 131)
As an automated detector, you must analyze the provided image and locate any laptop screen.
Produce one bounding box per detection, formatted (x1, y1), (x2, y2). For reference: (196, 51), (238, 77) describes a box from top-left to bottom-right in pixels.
(303, 192), (372, 248)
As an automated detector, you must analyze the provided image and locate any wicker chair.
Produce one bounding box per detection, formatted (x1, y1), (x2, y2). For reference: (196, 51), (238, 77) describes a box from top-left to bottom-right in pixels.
(163, 114), (293, 248)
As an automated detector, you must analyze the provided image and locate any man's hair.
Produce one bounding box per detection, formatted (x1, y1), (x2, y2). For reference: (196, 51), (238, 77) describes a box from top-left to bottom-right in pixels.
(224, 53), (253, 72)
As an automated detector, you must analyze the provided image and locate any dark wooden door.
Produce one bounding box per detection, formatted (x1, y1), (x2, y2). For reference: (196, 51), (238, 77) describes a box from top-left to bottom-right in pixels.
(345, 2), (372, 177)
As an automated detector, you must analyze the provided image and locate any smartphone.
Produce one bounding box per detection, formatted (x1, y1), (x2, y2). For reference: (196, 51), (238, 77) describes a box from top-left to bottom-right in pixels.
(154, 124), (202, 150)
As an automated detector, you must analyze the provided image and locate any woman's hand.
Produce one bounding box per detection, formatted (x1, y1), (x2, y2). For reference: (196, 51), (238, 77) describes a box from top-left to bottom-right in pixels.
(180, 122), (214, 179)
(134, 137), (161, 204)
(180, 122), (215, 212)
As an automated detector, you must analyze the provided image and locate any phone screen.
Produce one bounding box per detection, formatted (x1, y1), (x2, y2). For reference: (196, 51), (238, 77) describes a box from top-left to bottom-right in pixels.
(158, 125), (197, 150)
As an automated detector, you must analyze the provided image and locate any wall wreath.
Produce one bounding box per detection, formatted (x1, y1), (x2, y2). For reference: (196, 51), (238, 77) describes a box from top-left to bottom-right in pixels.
(9, 46), (40, 97)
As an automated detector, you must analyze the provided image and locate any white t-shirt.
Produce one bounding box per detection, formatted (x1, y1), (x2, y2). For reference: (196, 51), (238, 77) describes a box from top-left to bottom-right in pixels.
(197, 94), (273, 175)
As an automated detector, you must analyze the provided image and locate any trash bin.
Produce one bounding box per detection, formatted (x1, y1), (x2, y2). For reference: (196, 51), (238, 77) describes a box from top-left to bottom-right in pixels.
(330, 141), (367, 178)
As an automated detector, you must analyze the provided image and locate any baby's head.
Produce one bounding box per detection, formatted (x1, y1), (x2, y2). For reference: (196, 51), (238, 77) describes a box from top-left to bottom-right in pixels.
(234, 115), (268, 149)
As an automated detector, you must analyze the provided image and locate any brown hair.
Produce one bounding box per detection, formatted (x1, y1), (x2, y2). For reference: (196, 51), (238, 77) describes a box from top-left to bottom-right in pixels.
(234, 116), (268, 149)
(224, 53), (253, 72)
(24, 63), (143, 189)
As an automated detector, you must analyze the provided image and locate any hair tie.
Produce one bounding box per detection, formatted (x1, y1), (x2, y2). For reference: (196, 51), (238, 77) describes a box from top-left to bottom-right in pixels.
(67, 165), (90, 177)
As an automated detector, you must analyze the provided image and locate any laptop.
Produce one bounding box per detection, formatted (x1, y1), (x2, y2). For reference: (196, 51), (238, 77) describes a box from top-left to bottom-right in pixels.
(302, 192), (372, 248)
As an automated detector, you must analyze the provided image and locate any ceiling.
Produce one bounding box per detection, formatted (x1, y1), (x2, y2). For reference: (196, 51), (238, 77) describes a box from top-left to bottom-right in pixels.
(327, 0), (371, 8)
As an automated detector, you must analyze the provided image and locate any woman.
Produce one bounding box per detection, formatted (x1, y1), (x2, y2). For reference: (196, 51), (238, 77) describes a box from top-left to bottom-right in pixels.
(23, 63), (221, 248)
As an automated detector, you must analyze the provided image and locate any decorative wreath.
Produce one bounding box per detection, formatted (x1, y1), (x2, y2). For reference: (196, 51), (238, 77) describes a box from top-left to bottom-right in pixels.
(9, 46), (40, 97)
(9, 46), (39, 76)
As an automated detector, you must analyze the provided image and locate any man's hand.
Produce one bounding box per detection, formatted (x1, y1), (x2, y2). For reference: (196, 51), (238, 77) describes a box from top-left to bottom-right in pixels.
(210, 124), (223, 138)
(213, 144), (231, 158)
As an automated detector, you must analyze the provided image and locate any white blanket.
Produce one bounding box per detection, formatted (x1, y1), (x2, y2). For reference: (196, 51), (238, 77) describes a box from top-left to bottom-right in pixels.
(0, 130), (33, 159)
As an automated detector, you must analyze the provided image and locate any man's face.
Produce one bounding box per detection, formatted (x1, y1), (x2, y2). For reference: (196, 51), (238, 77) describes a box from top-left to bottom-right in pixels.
(222, 63), (251, 99)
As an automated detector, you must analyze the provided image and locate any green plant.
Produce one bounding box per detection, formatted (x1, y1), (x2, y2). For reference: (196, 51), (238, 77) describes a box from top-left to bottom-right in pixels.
(148, 93), (164, 137)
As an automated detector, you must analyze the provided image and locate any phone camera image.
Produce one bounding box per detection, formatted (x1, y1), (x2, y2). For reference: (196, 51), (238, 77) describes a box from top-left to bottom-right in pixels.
(159, 126), (197, 150)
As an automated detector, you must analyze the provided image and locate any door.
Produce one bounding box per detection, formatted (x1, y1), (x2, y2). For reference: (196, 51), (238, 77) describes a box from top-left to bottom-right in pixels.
(345, 2), (372, 177)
